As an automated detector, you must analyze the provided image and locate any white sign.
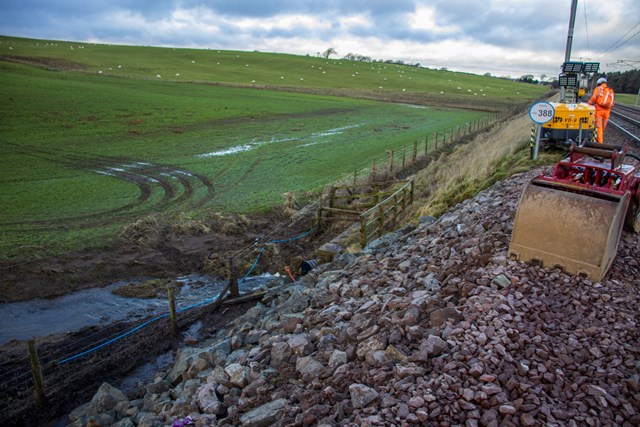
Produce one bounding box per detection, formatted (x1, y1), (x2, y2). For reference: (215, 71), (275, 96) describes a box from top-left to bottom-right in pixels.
(529, 102), (555, 124)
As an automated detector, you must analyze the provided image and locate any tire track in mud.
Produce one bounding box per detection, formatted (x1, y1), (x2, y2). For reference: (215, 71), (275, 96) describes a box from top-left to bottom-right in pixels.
(2, 144), (215, 231)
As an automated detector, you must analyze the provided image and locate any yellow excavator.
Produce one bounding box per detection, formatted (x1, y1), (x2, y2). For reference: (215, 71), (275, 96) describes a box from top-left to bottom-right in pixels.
(509, 0), (640, 281)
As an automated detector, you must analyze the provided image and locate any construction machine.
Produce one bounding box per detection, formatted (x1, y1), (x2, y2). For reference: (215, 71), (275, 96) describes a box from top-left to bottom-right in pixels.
(509, 143), (640, 281)
(508, 0), (639, 281)
(540, 0), (600, 149)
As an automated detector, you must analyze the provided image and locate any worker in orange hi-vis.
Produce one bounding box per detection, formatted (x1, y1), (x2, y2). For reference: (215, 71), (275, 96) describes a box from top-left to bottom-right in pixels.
(587, 77), (615, 143)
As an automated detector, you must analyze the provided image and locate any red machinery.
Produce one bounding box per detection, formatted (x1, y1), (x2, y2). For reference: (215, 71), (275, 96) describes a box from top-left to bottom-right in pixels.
(509, 143), (640, 281)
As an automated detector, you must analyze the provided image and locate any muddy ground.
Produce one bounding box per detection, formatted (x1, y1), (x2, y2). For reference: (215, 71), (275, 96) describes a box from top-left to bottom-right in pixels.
(0, 208), (335, 304)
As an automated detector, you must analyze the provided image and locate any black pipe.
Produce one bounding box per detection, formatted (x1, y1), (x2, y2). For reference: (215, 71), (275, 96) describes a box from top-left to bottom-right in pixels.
(300, 259), (319, 276)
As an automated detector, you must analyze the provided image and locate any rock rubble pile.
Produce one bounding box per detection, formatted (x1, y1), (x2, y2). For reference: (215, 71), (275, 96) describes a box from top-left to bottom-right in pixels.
(69, 168), (640, 427)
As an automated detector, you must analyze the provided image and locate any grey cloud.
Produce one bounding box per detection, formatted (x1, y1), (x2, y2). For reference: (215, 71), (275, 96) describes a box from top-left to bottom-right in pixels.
(201, 0), (415, 18)
(432, 0), (567, 49)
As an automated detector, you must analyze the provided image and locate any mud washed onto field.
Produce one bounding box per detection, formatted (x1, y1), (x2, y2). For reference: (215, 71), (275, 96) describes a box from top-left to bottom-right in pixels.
(0, 204), (328, 300)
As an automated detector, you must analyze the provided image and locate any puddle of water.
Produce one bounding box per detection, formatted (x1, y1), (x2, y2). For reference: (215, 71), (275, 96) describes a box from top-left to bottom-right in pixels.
(198, 137), (297, 158)
(0, 274), (278, 346)
(196, 123), (367, 157)
(297, 123), (365, 147)
(396, 103), (427, 109)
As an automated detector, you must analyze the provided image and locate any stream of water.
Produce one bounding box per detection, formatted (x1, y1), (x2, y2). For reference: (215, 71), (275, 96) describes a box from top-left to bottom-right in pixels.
(0, 273), (277, 346)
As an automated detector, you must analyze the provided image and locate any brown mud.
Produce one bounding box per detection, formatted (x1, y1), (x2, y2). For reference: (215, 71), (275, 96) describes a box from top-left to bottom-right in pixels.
(0, 208), (331, 303)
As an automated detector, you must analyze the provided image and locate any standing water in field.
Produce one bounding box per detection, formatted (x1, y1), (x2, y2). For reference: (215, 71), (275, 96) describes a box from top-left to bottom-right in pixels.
(0, 274), (277, 346)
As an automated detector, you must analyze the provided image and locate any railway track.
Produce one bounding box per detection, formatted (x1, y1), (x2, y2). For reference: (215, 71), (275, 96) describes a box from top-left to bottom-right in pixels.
(610, 103), (640, 146)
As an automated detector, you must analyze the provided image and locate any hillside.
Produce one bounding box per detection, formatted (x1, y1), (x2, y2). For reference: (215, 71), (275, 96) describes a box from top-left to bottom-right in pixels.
(0, 35), (544, 110)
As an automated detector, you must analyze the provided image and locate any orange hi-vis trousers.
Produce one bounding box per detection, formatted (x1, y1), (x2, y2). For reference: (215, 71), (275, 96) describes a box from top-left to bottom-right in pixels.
(594, 108), (611, 143)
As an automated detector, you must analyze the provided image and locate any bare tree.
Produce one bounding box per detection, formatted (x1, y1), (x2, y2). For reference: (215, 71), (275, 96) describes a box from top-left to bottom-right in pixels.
(322, 48), (337, 59)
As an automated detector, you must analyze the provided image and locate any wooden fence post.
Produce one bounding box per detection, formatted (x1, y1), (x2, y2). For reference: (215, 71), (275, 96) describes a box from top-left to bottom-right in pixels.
(360, 215), (367, 248)
(410, 180), (414, 205)
(167, 287), (179, 338)
(392, 194), (398, 223)
(388, 150), (394, 174)
(434, 132), (438, 150)
(402, 149), (406, 169)
(402, 187), (407, 210)
(228, 257), (239, 298)
(329, 186), (336, 209)
(425, 136), (428, 154)
(28, 340), (45, 407)
(412, 141), (418, 162)
(328, 186), (337, 220)
(316, 205), (323, 231)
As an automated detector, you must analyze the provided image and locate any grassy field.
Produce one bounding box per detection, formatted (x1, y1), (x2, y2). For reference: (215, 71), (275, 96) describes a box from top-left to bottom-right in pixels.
(0, 35), (548, 258)
(616, 93), (639, 106)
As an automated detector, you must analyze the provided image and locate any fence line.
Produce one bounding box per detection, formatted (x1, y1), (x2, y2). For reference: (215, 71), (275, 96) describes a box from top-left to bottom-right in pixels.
(359, 180), (414, 247)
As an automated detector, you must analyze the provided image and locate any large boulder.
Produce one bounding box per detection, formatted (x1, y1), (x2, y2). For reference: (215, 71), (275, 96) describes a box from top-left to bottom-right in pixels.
(239, 398), (287, 427)
(349, 383), (379, 408)
(86, 382), (128, 417)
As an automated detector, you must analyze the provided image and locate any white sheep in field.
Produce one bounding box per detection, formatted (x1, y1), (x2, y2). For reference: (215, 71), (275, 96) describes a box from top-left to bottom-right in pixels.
(156, 74), (161, 78)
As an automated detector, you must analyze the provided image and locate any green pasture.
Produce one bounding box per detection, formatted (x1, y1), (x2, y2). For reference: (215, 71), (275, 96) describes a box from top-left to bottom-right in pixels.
(616, 93), (639, 106)
(0, 36), (548, 258)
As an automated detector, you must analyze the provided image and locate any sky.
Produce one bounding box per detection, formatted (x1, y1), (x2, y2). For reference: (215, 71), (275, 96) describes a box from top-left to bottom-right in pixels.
(1, 0), (639, 79)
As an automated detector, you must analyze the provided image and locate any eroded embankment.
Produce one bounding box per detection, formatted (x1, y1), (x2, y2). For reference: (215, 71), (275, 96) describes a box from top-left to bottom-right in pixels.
(67, 166), (639, 426)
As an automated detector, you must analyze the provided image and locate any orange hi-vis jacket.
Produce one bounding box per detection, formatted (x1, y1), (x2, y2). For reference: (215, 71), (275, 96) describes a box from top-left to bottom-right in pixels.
(588, 83), (615, 111)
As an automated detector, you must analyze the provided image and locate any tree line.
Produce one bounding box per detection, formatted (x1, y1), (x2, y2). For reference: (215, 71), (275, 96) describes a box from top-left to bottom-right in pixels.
(319, 47), (421, 67)
(602, 69), (640, 94)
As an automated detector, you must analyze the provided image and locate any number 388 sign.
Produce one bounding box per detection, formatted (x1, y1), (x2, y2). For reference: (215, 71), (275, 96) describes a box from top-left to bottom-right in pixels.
(529, 102), (555, 124)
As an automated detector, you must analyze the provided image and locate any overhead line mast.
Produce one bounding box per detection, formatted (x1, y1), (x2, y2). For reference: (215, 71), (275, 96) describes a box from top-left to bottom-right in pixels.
(561, 0), (579, 102)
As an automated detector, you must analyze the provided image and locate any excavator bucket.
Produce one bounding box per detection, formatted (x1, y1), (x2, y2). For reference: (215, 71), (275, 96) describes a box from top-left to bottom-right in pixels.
(509, 179), (630, 281)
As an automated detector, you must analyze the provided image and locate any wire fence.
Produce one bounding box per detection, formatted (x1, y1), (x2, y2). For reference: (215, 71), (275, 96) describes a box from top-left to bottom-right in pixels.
(0, 222), (319, 425)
